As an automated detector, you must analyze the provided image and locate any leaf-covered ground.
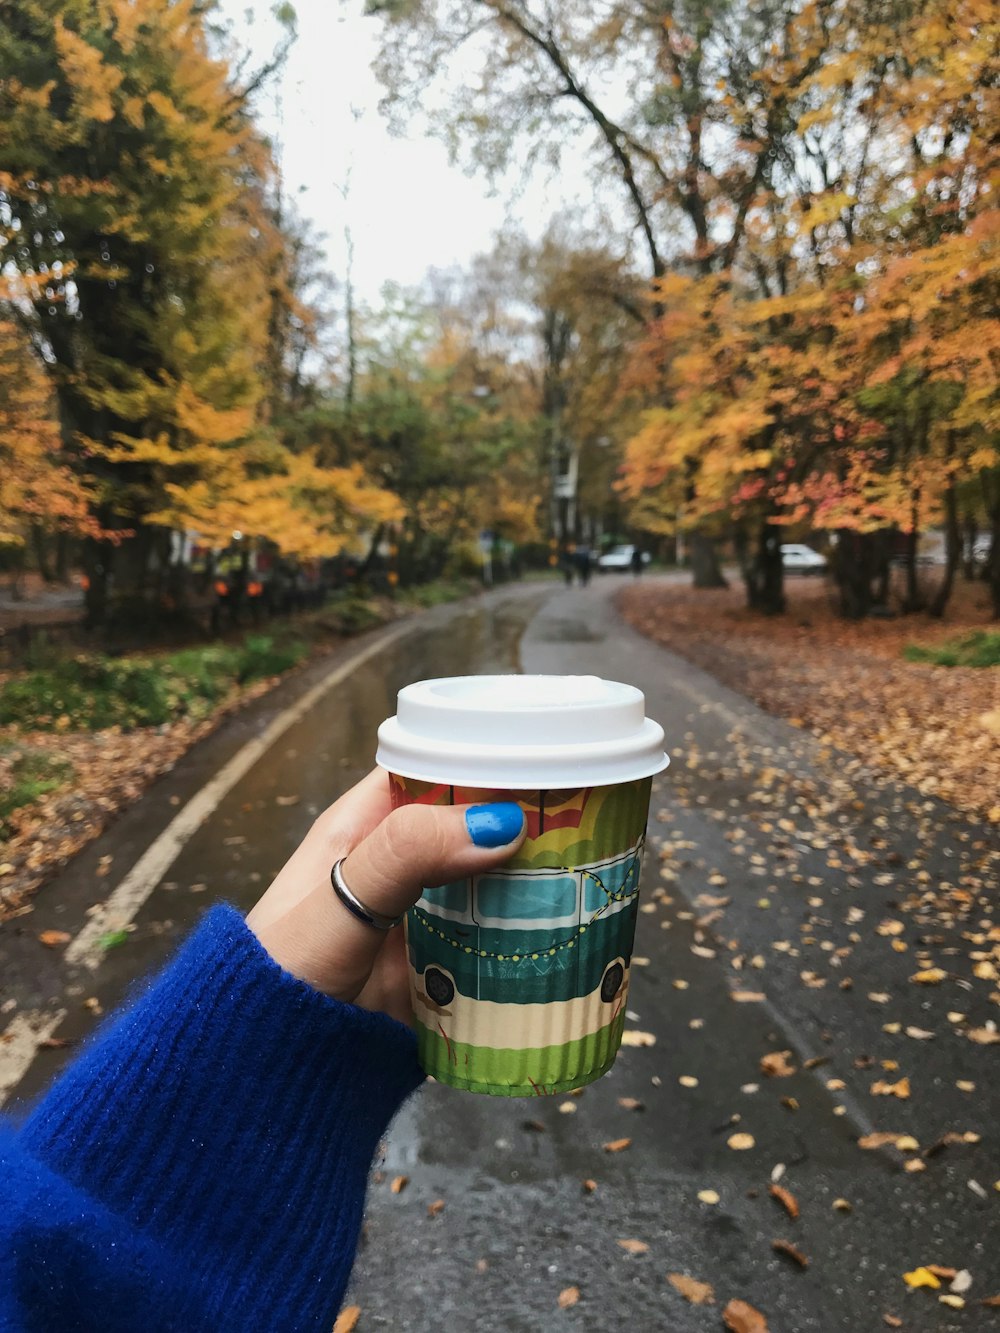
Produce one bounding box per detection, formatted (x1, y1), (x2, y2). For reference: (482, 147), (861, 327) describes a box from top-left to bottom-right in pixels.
(0, 675), (279, 924)
(619, 577), (1000, 825)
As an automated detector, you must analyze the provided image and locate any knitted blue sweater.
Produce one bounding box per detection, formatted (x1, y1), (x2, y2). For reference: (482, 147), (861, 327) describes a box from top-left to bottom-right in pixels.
(0, 906), (425, 1332)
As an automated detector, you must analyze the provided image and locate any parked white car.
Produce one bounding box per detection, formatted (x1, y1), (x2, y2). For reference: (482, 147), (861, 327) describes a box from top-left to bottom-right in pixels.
(596, 544), (650, 572)
(780, 543), (827, 574)
(971, 535), (993, 568)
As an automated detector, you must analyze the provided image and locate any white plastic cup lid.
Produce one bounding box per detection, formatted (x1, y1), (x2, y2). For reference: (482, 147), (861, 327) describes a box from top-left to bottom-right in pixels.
(376, 675), (669, 788)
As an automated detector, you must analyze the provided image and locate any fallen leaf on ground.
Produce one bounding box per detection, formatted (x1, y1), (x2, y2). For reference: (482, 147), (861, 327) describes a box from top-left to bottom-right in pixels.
(667, 1273), (715, 1305)
(905, 1026), (935, 1040)
(859, 1133), (918, 1151)
(910, 967), (947, 984)
(939, 1295), (965, 1309)
(760, 1050), (795, 1077)
(769, 1183), (799, 1219)
(522, 1119), (546, 1133)
(904, 1267), (941, 1289)
(773, 1239), (809, 1268)
(333, 1307), (361, 1333)
(37, 1036), (72, 1049)
(697, 1189), (720, 1205)
(427, 1199), (445, 1217)
(37, 930), (71, 948)
(871, 1078), (911, 1098)
(728, 1133), (755, 1151)
(275, 794), (300, 806)
(967, 1026), (1000, 1045)
(883, 1316), (903, 1328)
(582, 1179), (597, 1193)
(620, 1030), (656, 1047)
(617, 1239), (649, 1255)
(833, 1198), (852, 1212)
(723, 1298), (769, 1332)
(679, 1075), (699, 1088)
(617, 1097), (645, 1111)
(558, 1286), (580, 1309)
(603, 1138), (632, 1153)
(389, 1175), (408, 1194)
(558, 1101), (577, 1114)
(951, 1271), (973, 1294)
(924, 1131), (981, 1157)
(731, 991), (766, 1003)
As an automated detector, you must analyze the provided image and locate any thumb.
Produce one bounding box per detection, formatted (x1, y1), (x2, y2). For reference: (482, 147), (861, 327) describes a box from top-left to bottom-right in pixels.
(250, 802), (526, 1002)
(340, 800), (527, 923)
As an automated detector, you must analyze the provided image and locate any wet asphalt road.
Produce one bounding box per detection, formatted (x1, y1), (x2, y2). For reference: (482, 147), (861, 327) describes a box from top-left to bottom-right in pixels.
(1, 579), (998, 1332)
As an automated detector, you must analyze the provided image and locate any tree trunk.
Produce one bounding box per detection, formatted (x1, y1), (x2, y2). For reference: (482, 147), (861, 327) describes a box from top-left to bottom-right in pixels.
(30, 524), (53, 583)
(988, 512), (1000, 619)
(689, 530), (727, 588)
(832, 529), (872, 619)
(901, 527), (925, 614)
(961, 508), (979, 581)
(871, 529), (892, 609)
(55, 530), (71, 584)
(928, 484), (960, 617)
(83, 536), (112, 629)
(736, 521), (785, 614)
(358, 524), (385, 581)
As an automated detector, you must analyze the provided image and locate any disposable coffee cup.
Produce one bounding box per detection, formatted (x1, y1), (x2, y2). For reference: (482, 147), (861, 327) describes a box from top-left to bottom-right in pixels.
(376, 675), (668, 1096)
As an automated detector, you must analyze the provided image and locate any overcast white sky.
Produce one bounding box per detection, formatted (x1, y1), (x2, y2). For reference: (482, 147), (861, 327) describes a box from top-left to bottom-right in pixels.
(218, 0), (590, 306)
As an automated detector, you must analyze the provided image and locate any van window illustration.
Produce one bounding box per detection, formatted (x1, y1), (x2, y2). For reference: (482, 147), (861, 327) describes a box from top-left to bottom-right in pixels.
(411, 839), (642, 1008)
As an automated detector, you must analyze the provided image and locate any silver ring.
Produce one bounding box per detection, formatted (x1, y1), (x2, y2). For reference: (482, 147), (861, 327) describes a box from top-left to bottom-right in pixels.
(330, 857), (405, 932)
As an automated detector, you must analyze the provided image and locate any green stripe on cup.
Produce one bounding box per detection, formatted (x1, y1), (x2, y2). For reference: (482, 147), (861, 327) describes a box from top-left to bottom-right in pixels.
(414, 1009), (627, 1096)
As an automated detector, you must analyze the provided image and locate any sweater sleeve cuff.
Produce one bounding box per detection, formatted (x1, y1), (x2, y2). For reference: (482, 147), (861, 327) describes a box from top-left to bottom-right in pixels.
(21, 905), (425, 1324)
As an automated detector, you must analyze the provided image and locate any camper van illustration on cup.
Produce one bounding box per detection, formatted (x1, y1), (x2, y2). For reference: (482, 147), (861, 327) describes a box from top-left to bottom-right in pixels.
(391, 774), (652, 1095)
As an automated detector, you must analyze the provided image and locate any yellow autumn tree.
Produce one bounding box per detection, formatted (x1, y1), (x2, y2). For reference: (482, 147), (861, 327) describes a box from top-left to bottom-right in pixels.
(0, 312), (100, 557)
(620, 0), (1000, 617)
(0, 0), (399, 621)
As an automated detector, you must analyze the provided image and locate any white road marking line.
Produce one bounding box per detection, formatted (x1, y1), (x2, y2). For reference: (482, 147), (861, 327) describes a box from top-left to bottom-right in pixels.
(1, 622), (412, 1106)
(63, 622), (412, 971)
(0, 1008), (68, 1105)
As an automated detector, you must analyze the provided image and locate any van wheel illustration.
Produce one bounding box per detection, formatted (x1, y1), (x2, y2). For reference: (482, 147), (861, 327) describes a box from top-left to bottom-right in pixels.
(601, 961), (625, 1002)
(424, 968), (455, 1007)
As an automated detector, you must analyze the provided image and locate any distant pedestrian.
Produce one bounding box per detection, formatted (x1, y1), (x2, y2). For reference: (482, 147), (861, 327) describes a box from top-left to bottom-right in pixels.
(630, 546), (645, 577)
(574, 545), (593, 586)
(560, 544), (576, 586)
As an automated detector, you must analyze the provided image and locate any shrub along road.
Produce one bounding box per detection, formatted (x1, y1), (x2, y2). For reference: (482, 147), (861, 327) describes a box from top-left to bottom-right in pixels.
(1, 578), (997, 1331)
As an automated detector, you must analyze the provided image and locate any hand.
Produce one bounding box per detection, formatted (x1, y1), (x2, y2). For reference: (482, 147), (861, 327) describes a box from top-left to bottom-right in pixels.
(246, 769), (526, 1026)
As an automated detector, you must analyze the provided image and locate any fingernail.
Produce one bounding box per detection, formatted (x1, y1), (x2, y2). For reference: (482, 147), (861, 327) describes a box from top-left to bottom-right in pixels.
(465, 803), (524, 848)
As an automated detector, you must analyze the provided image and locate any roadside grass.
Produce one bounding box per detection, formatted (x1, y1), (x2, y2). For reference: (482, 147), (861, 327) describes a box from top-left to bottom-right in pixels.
(0, 573), (496, 906)
(399, 578), (481, 609)
(0, 744), (74, 838)
(903, 630), (1000, 668)
(0, 634), (307, 733)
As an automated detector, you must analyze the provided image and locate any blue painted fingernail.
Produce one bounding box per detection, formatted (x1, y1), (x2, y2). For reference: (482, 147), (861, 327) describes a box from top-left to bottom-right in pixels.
(466, 803), (524, 848)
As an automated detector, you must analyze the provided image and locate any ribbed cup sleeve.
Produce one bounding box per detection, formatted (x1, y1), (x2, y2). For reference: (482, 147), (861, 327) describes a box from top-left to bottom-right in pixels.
(17, 905), (425, 1330)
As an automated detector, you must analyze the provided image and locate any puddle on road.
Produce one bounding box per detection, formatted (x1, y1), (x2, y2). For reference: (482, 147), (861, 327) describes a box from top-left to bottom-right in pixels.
(532, 616), (606, 644)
